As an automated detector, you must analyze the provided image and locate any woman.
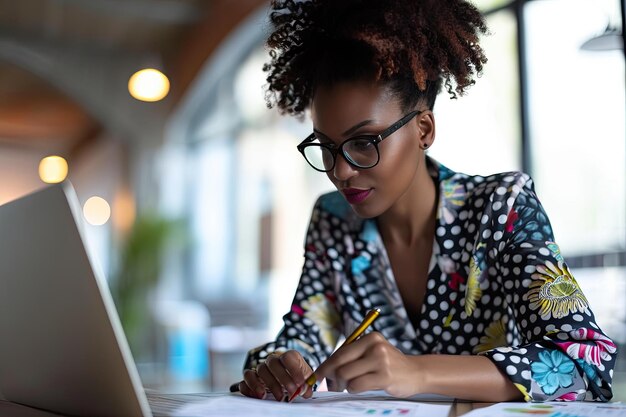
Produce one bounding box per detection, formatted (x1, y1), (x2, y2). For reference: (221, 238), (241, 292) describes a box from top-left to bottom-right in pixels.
(237, 0), (617, 403)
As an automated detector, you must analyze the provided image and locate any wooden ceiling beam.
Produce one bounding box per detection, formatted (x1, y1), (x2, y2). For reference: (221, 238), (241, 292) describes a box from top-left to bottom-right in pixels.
(20, 0), (205, 25)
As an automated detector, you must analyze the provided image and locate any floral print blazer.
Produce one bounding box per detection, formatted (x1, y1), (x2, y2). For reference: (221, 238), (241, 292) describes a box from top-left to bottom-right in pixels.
(245, 157), (617, 401)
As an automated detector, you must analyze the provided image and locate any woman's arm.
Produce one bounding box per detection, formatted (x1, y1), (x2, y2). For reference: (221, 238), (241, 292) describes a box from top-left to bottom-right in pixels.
(416, 354), (523, 401)
(314, 331), (522, 402)
(477, 174), (617, 402)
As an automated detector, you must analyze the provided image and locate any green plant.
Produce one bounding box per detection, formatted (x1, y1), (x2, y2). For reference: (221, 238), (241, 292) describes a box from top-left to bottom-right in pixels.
(112, 214), (186, 357)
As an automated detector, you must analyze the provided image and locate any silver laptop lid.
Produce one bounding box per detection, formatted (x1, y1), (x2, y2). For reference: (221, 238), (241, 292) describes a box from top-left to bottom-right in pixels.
(0, 182), (152, 417)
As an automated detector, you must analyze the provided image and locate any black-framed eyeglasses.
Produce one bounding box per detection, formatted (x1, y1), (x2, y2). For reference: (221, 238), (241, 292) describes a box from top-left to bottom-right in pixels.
(297, 110), (421, 173)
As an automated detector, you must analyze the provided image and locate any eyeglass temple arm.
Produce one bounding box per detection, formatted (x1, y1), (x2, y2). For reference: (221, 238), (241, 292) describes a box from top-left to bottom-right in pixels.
(377, 110), (422, 142)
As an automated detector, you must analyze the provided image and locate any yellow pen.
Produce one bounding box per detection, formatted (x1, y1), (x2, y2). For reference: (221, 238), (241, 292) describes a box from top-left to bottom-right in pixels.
(287, 307), (381, 402)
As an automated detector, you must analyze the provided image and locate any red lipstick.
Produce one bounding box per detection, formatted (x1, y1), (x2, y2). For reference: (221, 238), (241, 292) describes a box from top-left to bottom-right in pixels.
(342, 188), (372, 204)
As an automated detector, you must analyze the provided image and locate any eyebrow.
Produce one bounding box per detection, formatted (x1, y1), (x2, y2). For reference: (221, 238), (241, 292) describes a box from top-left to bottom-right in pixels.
(313, 119), (375, 140)
(342, 119), (374, 136)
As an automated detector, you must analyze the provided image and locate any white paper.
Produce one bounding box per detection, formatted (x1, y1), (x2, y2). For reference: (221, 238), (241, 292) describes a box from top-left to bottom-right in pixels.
(462, 401), (626, 417)
(173, 391), (452, 417)
(299, 390), (454, 402)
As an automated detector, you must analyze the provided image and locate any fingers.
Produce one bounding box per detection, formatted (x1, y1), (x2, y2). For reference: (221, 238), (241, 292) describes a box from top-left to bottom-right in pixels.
(302, 383), (314, 399)
(251, 350), (313, 401)
(316, 332), (385, 382)
(280, 350), (311, 387)
(345, 372), (378, 394)
(256, 359), (287, 401)
(315, 332), (392, 394)
(325, 377), (346, 392)
(240, 369), (267, 399)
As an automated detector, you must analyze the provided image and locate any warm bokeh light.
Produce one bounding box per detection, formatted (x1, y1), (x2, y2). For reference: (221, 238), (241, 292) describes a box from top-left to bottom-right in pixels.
(83, 196), (111, 226)
(38, 155), (68, 184)
(128, 68), (170, 102)
(112, 188), (136, 234)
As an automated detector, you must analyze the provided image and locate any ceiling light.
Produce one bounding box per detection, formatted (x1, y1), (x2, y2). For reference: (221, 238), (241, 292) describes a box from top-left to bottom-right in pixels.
(128, 68), (170, 102)
(83, 196), (111, 226)
(39, 156), (68, 184)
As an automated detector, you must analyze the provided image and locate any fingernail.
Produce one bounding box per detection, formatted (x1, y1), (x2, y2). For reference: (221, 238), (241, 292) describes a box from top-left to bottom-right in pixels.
(257, 390), (266, 400)
(282, 394), (289, 402)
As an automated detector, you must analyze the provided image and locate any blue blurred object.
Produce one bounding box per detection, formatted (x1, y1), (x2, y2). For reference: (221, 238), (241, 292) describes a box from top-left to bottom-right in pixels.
(168, 327), (209, 380)
(158, 301), (211, 384)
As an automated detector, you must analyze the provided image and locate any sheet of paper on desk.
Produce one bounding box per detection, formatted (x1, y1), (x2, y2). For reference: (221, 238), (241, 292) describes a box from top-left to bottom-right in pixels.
(461, 401), (626, 417)
(312, 390), (455, 402)
(173, 392), (452, 417)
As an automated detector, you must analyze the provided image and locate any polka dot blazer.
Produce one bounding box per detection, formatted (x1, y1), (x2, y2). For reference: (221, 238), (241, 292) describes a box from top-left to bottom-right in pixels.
(244, 157), (616, 402)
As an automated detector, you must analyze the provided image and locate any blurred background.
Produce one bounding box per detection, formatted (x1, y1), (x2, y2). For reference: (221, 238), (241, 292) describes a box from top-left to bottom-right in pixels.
(0, 0), (624, 395)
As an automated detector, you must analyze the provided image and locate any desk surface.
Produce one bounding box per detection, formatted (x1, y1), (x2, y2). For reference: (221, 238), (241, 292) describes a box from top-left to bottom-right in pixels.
(0, 392), (494, 417)
(1, 375), (624, 417)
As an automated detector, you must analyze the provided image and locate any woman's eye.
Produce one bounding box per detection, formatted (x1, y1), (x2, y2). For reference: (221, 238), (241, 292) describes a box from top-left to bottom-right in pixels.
(351, 139), (374, 151)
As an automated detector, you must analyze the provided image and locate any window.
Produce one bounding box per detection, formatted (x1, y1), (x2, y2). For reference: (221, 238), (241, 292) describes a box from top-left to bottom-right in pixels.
(474, 0), (513, 10)
(429, 9), (521, 175)
(524, 0), (625, 257)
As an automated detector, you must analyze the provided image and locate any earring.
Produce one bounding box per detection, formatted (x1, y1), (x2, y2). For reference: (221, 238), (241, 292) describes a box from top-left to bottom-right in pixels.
(422, 143), (429, 149)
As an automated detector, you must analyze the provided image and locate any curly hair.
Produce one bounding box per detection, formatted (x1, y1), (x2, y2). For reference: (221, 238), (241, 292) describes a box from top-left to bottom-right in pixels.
(264, 0), (489, 116)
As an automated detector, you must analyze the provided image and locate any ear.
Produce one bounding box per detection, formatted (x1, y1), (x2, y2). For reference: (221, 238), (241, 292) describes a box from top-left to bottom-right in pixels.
(416, 110), (435, 150)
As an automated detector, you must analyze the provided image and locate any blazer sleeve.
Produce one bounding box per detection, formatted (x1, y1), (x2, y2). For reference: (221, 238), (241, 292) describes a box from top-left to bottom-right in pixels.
(244, 196), (344, 372)
(479, 174), (617, 402)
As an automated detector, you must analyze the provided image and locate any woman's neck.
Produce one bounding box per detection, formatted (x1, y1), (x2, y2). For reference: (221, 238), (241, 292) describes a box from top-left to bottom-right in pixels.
(376, 159), (438, 247)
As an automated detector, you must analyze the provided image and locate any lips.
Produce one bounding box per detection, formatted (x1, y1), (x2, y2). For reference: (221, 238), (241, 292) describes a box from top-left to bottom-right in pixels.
(342, 188), (372, 204)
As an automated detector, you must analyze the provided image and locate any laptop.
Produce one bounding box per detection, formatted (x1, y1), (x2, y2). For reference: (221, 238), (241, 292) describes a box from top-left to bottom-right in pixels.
(0, 182), (152, 417)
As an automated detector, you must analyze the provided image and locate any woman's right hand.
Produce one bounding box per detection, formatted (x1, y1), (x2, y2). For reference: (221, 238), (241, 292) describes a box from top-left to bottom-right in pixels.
(238, 350), (315, 401)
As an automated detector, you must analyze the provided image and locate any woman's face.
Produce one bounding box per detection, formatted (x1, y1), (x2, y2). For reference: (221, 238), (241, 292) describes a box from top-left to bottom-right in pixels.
(310, 81), (430, 218)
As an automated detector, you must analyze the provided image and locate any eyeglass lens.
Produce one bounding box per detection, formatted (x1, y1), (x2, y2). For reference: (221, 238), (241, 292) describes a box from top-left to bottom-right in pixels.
(304, 137), (379, 171)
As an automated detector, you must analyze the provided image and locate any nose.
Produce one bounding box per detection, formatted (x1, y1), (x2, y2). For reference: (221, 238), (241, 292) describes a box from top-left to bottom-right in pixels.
(331, 153), (358, 182)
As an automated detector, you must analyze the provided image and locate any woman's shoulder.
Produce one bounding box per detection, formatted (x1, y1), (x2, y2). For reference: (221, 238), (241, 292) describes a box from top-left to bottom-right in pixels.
(436, 163), (543, 226)
(432, 158), (535, 198)
(466, 170), (535, 197)
(440, 164), (537, 204)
